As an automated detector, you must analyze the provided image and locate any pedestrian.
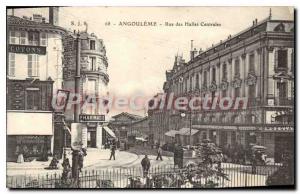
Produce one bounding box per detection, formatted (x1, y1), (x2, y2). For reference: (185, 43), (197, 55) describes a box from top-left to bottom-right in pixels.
(141, 155), (151, 177)
(109, 144), (116, 160)
(177, 145), (184, 168)
(173, 144), (178, 167)
(156, 146), (163, 161)
(78, 149), (86, 172)
(251, 153), (257, 174)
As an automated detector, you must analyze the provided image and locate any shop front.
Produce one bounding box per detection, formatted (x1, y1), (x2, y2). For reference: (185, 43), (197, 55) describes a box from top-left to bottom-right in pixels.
(7, 110), (54, 162)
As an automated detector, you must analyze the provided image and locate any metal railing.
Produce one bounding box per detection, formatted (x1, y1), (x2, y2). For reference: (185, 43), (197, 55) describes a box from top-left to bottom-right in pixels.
(7, 163), (282, 189)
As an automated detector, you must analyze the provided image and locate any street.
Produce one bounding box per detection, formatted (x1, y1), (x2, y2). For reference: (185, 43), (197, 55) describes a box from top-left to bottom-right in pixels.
(6, 146), (174, 177)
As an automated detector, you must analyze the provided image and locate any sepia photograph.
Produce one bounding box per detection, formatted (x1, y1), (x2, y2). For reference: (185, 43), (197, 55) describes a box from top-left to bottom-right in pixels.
(5, 6), (295, 189)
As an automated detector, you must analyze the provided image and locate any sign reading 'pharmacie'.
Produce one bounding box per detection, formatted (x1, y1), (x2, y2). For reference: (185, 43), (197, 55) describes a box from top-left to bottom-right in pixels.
(8, 44), (46, 55)
(79, 114), (105, 122)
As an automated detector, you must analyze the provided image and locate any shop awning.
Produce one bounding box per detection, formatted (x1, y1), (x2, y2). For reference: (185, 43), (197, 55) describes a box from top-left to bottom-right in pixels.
(165, 130), (178, 137)
(136, 137), (147, 142)
(7, 111), (53, 135)
(103, 126), (116, 138)
(178, 127), (199, 136)
(193, 125), (238, 131)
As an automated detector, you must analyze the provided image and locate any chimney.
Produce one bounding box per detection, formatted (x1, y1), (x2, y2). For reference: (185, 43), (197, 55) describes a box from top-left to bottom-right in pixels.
(190, 40), (195, 60)
(33, 14), (42, 23)
(49, 7), (59, 26)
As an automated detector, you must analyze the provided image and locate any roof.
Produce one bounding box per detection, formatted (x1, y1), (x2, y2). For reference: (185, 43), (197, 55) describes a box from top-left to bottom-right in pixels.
(111, 112), (143, 120)
(7, 15), (66, 34)
(165, 130), (179, 137)
(178, 128), (199, 136)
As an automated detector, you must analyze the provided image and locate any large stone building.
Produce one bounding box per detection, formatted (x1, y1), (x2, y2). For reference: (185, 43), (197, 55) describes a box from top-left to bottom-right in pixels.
(150, 15), (294, 162)
(63, 30), (111, 148)
(6, 8), (67, 161)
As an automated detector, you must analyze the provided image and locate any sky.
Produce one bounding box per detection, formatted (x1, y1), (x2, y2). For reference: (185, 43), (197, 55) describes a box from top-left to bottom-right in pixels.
(8, 6), (294, 116)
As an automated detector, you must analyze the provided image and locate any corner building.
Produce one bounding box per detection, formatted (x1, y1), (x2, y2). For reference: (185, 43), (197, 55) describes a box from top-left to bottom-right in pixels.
(159, 16), (294, 162)
(63, 31), (110, 149)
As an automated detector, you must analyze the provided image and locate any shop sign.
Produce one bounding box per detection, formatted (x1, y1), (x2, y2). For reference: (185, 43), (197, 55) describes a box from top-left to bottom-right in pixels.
(239, 126), (257, 131)
(8, 44), (46, 55)
(193, 125), (237, 130)
(79, 114), (105, 122)
(16, 136), (47, 144)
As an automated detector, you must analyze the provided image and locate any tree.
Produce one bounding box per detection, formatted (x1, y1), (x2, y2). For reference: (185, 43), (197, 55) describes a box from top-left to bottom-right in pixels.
(182, 139), (229, 188)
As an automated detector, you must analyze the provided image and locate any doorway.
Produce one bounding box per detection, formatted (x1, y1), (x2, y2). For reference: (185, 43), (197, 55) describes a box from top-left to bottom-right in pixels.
(87, 130), (97, 148)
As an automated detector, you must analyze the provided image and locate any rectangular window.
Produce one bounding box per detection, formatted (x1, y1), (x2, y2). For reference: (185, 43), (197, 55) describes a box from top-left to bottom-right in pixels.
(28, 54), (39, 77)
(88, 79), (97, 93)
(9, 31), (19, 44)
(28, 32), (39, 46)
(26, 89), (40, 110)
(222, 64), (227, 80)
(277, 50), (288, 68)
(212, 68), (216, 82)
(234, 88), (240, 98)
(90, 40), (96, 50)
(277, 82), (287, 98)
(9, 53), (15, 76)
(20, 31), (27, 45)
(235, 58), (240, 76)
(248, 85), (256, 99)
(40, 32), (47, 46)
(222, 90), (227, 98)
(249, 53), (255, 72)
(203, 71), (208, 86)
(89, 57), (97, 71)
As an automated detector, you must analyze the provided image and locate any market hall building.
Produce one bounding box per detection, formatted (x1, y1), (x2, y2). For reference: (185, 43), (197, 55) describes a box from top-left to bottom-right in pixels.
(6, 8), (66, 161)
(152, 15), (294, 162)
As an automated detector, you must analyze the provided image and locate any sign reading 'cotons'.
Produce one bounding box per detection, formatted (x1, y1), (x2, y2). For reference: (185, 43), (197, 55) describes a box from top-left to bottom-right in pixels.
(8, 44), (46, 55)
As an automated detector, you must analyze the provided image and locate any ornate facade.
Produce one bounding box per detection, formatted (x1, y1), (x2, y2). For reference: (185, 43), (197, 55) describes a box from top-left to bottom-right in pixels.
(63, 31), (110, 148)
(151, 16), (294, 162)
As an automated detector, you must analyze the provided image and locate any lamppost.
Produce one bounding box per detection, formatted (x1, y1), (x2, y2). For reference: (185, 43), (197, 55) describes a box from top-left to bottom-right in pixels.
(180, 110), (192, 147)
(71, 32), (82, 187)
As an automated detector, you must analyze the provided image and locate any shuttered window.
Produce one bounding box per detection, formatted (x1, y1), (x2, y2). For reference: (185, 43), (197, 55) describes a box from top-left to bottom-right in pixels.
(9, 53), (15, 76)
(28, 54), (39, 77)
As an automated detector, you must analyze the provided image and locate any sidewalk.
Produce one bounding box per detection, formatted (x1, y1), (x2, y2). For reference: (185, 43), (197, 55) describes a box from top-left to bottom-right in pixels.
(7, 149), (138, 176)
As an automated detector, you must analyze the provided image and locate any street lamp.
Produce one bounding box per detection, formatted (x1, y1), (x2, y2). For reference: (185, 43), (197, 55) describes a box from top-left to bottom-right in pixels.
(180, 111), (192, 147)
